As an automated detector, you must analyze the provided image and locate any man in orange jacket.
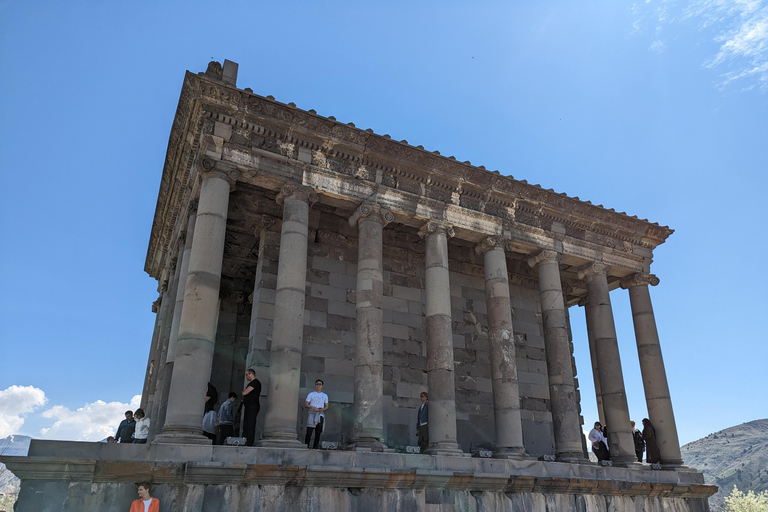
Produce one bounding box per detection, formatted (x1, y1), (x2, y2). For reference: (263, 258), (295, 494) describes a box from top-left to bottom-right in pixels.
(129, 481), (159, 512)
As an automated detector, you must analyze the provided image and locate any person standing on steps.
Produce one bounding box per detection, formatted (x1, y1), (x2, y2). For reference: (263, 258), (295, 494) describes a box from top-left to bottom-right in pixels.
(242, 369), (262, 447)
(416, 391), (429, 453)
(304, 379), (329, 449)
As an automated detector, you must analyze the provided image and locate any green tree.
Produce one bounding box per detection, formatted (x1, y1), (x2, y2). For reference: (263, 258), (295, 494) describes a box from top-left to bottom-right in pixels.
(722, 486), (768, 512)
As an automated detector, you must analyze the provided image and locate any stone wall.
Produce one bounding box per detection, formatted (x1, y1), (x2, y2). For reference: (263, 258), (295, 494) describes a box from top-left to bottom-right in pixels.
(12, 480), (711, 512)
(219, 209), (565, 454)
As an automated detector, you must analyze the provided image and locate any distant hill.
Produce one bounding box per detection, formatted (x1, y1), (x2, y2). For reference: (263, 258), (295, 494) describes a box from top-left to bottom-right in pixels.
(681, 418), (768, 511)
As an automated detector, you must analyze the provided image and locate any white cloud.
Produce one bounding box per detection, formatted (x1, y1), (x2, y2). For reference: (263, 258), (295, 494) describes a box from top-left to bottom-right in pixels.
(649, 39), (667, 52)
(39, 395), (141, 442)
(632, 0), (768, 90)
(0, 385), (47, 437)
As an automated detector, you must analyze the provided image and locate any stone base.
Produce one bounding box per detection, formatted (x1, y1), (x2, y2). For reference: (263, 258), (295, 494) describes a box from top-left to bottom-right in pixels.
(151, 432), (212, 445)
(1, 439), (717, 512)
(257, 437), (306, 449)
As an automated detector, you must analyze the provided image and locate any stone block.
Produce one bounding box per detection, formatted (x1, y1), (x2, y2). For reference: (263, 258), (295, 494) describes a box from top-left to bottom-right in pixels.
(392, 311), (423, 328)
(383, 322), (410, 340)
(328, 300), (356, 318)
(392, 285), (422, 301)
(306, 341), (345, 359)
(327, 314), (355, 331)
(311, 283), (348, 301)
(306, 268), (330, 284)
(453, 334), (466, 349)
(312, 257), (348, 274)
(306, 310), (327, 327)
(408, 300), (423, 315)
(330, 272), (357, 289)
(383, 295), (409, 312)
(396, 381), (412, 398)
(325, 358), (354, 376)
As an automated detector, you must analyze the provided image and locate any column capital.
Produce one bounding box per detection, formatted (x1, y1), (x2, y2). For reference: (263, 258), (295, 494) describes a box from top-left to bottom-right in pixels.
(276, 182), (318, 205)
(254, 215), (277, 237)
(349, 202), (394, 227)
(577, 296), (589, 307)
(197, 157), (240, 187)
(474, 236), (505, 255)
(527, 249), (560, 268)
(577, 261), (610, 280)
(418, 220), (454, 239)
(620, 273), (660, 289)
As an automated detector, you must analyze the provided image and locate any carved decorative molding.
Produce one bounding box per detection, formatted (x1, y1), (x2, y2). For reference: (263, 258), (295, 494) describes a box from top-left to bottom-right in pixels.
(152, 298), (161, 313)
(577, 262), (610, 280)
(577, 296), (589, 307)
(197, 157), (240, 187)
(276, 182), (318, 206)
(474, 236), (504, 255)
(527, 249), (560, 268)
(620, 273), (660, 289)
(418, 221), (455, 240)
(349, 202), (394, 227)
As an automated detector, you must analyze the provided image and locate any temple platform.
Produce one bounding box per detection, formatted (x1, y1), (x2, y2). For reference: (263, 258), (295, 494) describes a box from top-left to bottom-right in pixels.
(1, 439), (716, 511)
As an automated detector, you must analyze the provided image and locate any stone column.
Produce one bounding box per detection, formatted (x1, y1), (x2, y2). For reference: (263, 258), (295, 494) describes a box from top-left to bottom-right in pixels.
(577, 262), (636, 464)
(348, 203), (393, 450)
(419, 221), (462, 455)
(473, 237), (525, 458)
(145, 261), (179, 420)
(245, 215), (277, 371)
(141, 288), (166, 411)
(579, 296), (606, 426)
(621, 273), (683, 466)
(154, 204), (197, 436)
(528, 250), (585, 461)
(154, 158), (238, 444)
(148, 248), (182, 433)
(260, 183), (317, 447)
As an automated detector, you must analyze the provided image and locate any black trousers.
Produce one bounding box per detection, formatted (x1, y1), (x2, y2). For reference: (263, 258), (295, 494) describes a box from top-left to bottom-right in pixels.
(218, 424), (234, 445)
(243, 405), (259, 446)
(305, 417), (324, 449)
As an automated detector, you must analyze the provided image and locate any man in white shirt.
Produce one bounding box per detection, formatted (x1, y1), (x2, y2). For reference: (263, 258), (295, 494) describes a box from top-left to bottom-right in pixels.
(304, 379), (329, 449)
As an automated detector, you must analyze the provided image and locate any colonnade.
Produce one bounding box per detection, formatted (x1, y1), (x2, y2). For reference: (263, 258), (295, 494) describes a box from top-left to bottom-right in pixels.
(147, 166), (682, 466)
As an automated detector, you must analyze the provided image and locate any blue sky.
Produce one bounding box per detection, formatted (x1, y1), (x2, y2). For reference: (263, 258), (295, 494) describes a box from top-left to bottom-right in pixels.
(1, 1), (766, 446)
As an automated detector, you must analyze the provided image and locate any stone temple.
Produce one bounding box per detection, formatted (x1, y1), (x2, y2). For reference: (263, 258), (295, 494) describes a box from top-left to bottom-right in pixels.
(2, 60), (716, 511)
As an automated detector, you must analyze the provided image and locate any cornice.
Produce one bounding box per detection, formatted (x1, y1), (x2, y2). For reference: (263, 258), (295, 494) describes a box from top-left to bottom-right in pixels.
(194, 76), (672, 244)
(146, 68), (674, 279)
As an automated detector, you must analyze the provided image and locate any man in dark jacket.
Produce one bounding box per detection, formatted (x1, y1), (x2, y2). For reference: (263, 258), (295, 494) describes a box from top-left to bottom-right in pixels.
(115, 410), (136, 443)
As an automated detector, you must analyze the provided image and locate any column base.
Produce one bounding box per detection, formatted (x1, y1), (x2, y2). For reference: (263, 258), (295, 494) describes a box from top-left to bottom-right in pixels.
(425, 443), (468, 457)
(557, 452), (589, 463)
(257, 437), (306, 449)
(494, 447), (530, 460)
(152, 432), (211, 445)
(347, 439), (392, 452)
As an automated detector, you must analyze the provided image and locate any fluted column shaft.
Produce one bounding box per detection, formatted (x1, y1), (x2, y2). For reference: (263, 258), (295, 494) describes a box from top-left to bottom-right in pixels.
(622, 274), (683, 466)
(349, 203), (393, 449)
(578, 262), (636, 464)
(260, 183), (317, 447)
(529, 250), (584, 461)
(476, 238), (525, 457)
(420, 221), (461, 454)
(155, 160), (237, 444)
(154, 207), (197, 436)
